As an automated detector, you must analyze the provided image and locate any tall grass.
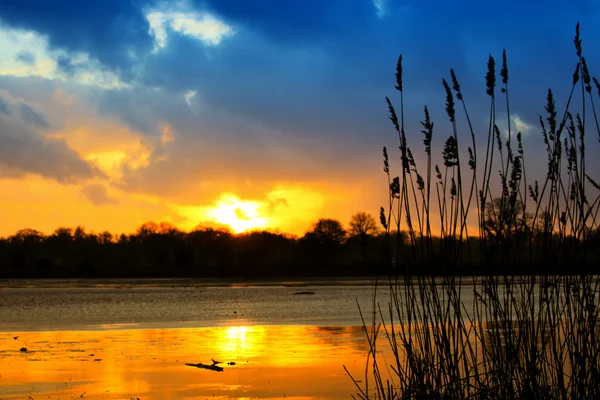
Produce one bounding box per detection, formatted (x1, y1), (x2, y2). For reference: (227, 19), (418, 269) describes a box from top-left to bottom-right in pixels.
(346, 23), (600, 399)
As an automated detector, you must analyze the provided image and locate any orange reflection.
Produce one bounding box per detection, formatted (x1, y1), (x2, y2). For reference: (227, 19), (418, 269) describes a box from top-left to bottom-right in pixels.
(0, 325), (371, 399)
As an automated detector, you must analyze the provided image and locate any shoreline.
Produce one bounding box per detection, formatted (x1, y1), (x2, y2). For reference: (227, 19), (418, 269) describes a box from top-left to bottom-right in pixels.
(0, 276), (378, 289)
(1, 275), (596, 289)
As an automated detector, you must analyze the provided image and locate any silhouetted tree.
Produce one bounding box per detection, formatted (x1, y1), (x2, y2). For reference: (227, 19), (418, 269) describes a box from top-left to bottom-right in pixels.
(0, 214), (593, 279)
(484, 196), (531, 239)
(348, 212), (379, 261)
(309, 218), (346, 245)
(348, 212), (379, 239)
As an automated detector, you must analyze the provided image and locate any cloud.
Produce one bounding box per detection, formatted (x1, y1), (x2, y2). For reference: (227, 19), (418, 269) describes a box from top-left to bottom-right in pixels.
(18, 102), (50, 129)
(0, 97), (9, 115)
(494, 113), (536, 139)
(184, 90), (197, 107)
(15, 51), (35, 65)
(0, 90), (102, 183)
(0, 0), (152, 74)
(145, 6), (235, 52)
(0, 22), (127, 89)
(80, 183), (119, 206)
(373, 0), (388, 18)
(0, 115), (100, 183)
(512, 115), (534, 136)
(0, 0), (598, 238)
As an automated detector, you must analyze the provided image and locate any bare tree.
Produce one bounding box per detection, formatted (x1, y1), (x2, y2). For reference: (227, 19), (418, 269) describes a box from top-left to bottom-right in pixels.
(348, 212), (379, 240)
(484, 196), (531, 238)
(348, 212), (379, 260)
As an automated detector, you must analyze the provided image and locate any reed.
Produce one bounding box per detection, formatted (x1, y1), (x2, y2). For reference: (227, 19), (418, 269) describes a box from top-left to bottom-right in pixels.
(346, 23), (600, 399)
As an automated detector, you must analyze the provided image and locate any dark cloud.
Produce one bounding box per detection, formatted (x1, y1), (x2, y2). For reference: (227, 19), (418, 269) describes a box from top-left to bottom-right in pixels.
(80, 183), (119, 206)
(0, 97), (9, 115)
(15, 51), (35, 65)
(0, 97), (102, 183)
(56, 54), (77, 74)
(202, 0), (374, 44)
(0, 0), (152, 77)
(18, 103), (51, 129)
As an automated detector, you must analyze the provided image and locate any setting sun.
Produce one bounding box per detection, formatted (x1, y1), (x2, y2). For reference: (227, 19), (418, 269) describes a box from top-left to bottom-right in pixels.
(207, 193), (271, 233)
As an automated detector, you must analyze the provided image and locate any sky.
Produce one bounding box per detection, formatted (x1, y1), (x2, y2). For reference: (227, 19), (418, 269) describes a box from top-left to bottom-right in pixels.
(0, 0), (599, 237)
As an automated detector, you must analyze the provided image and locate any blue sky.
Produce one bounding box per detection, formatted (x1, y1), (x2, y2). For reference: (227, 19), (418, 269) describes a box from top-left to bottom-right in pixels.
(0, 0), (598, 235)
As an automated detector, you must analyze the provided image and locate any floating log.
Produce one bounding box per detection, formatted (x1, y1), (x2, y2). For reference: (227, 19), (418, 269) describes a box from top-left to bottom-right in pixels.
(185, 362), (224, 372)
(294, 291), (315, 295)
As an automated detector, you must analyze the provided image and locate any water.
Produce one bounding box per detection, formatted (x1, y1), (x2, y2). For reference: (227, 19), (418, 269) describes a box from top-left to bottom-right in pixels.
(0, 280), (387, 399)
(0, 282), (389, 330)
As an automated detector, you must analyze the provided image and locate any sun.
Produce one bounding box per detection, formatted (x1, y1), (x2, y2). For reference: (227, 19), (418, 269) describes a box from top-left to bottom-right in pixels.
(207, 194), (270, 233)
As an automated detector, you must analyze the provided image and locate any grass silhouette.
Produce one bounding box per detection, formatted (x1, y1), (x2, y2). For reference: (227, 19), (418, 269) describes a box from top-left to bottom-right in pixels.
(347, 22), (600, 399)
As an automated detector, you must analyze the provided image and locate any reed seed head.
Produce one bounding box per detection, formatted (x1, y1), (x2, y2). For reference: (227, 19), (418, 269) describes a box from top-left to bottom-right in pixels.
(576, 113), (585, 153)
(573, 62), (580, 85)
(383, 146), (389, 173)
(574, 22), (582, 57)
(528, 183), (538, 202)
(379, 207), (388, 230)
(442, 136), (459, 167)
(390, 177), (400, 198)
(468, 147), (476, 170)
(442, 79), (456, 123)
(486, 55), (496, 96)
(386, 97), (400, 132)
(509, 156), (522, 193)
(501, 49), (508, 85)
(395, 55), (403, 92)
(416, 173), (424, 191)
(581, 57), (592, 93)
(420, 106), (433, 156)
(450, 69), (463, 100)
(545, 89), (557, 137)
(494, 125), (502, 152)
(407, 147), (416, 169)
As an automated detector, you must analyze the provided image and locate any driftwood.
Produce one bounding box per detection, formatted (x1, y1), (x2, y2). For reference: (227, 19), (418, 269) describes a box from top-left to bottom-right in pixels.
(185, 362), (224, 372)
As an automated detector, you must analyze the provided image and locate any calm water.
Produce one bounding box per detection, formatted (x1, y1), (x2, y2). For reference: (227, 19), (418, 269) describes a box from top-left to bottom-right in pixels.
(0, 280), (390, 399)
(0, 282), (389, 331)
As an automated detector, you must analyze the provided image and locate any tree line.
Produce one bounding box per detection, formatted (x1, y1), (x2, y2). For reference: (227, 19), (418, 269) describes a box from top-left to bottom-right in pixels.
(0, 212), (396, 278)
(1, 205), (598, 278)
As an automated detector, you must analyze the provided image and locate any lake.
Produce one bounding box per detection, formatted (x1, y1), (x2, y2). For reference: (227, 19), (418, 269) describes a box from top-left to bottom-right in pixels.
(0, 279), (390, 399)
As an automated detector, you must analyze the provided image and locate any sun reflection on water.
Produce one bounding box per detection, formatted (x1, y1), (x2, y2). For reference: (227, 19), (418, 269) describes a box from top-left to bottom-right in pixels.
(0, 325), (369, 399)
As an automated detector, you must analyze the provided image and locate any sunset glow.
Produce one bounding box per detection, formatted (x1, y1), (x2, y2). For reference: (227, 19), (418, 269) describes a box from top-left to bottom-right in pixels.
(207, 194), (271, 233)
(0, 0), (596, 240)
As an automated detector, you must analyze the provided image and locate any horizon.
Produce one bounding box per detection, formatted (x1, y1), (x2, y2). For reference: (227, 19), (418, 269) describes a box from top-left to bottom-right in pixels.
(0, 1), (599, 237)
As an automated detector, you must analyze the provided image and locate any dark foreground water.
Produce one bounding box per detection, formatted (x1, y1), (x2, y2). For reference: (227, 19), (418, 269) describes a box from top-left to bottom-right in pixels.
(0, 280), (389, 399)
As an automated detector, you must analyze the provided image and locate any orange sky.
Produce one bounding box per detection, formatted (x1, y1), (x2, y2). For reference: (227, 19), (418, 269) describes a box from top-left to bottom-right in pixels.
(0, 172), (387, 237)
(0, 95), (388, 236)
(0, 66), (388, 237)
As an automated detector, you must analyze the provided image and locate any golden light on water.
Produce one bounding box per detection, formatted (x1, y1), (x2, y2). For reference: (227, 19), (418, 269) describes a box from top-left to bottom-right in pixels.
(0, 325), (369, 399)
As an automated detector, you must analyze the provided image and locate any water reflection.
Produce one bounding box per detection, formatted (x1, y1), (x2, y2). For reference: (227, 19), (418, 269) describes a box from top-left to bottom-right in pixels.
(0, 325), (369, 399)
